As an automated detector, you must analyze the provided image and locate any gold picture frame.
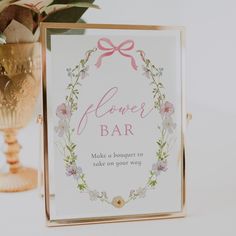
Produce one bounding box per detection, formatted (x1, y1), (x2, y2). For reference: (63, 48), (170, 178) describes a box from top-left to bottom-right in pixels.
(41, 23), (186, 226)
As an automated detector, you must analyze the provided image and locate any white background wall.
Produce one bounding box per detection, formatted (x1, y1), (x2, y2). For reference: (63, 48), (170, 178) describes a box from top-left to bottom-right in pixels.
(0, 1), (235, 235)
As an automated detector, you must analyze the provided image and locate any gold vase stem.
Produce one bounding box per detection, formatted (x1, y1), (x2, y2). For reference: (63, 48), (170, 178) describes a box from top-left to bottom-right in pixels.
(0, 42), (40, 192)
(0, 128), (38, 192)
(4, 129), (21, 173)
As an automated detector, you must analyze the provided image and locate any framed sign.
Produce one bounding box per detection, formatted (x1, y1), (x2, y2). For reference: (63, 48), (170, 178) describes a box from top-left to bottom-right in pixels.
(41, 23), (186, 226)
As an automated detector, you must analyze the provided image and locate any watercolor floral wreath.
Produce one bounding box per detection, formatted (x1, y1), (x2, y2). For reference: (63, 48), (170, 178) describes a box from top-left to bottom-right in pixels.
(55, 38), (176, 208)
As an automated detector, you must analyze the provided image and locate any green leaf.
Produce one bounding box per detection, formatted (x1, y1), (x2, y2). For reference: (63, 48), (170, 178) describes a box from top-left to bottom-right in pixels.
(161, 142), (166, 148)
(78, 184), (86, 190)
(81, 173), (85, 179)
(149, 180), (157, 187)
(45, 2), (99, 15)
(49, 0), (92, 5)
(162, 152), (169, 159)
(44, 0), (96, 22)
(66, 145), (72, 151)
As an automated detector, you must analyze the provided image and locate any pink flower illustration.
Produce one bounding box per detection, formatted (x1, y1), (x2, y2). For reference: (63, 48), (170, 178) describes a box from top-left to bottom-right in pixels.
(56, 103), (72, 120)
(160, 101), (174, 117)
(65, 164), (82, 180)
(55, 120), (69, 137)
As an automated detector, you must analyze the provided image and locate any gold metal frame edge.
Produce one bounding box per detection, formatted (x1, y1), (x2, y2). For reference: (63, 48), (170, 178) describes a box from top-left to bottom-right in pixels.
(40, 22), (185, 31)
(47, 212), (186, 227)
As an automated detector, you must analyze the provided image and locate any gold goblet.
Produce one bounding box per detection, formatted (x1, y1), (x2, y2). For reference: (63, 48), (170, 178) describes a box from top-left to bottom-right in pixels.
(0, 43), (41, 192)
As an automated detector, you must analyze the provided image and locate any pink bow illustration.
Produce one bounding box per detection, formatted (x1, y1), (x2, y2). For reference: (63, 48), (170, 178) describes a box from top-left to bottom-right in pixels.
(95, 38), (138, 70)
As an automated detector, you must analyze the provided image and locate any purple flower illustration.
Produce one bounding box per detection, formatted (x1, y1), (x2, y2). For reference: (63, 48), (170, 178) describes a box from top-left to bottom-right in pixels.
(162, 116), (176, 134)
(160, 101), (174, 117)
(56, 103), (72, 120)
(65, 164), (82, 180)
(152, 159), (168, 176)
(55, 120), (68, 137)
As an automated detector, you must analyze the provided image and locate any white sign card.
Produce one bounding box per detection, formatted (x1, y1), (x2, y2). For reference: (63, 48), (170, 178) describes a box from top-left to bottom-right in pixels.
(41, 23), (186, 226)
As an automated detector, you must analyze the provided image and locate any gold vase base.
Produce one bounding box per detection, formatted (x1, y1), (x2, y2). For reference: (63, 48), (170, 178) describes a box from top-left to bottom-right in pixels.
(0, 167), (38, 192)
